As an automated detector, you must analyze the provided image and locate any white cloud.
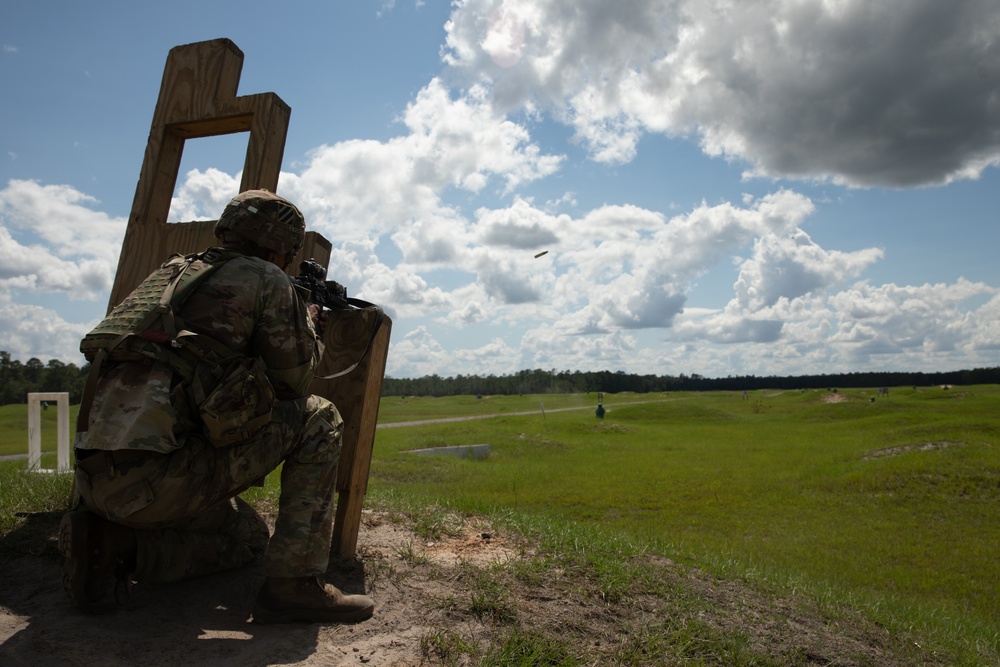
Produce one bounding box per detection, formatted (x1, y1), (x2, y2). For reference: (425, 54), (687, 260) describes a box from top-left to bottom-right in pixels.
(279, 77), (563, 250)
(401, 80), (563, 193)
(385, 325), (450, 377)
(0, 180), (124, 260)
(479, 211), (560, 250)
(825, 279), (997, 356)
(444, 0), (1000, 186)
(733, 229), (884, 310)
(168, 168), (242, 222)
(3, 1), (998, 380)
(538, 190), (820, 335)
(516, 327), (641, 373)
(391, 211), (471, 266)
(967, 293), (1000, 352)
(0, 180), (124, 300)
(4, 164), (996, 376)
(459, 303), (488, 325)
(284, 167), (866, 371)
(0, 302), (93, 364)
(475, 254), (546, 304)
(674, 277), (1000, 374)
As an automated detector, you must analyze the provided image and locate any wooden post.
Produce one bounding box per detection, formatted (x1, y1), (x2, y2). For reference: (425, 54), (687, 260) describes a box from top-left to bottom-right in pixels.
(108, 38), (389, 558)
(109, 37), (326, 308)
(27, 392), (71, 473)
(311, 308), (392, 558)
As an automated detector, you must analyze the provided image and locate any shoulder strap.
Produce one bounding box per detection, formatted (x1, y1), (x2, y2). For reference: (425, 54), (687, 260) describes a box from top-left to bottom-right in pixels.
(313, 298), (385, 380)
(76, 249), (236, 434)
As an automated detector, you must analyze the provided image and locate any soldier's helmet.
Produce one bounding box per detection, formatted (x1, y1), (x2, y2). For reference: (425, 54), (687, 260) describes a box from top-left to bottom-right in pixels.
(215, 189), (305, 256)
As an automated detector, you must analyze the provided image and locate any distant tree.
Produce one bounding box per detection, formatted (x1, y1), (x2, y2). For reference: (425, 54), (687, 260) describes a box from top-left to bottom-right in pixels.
(0, 351), (25, 404)
(24, 357), (44, 383)
(0, 351), (89, 404)
(380, 366), (1000, 398)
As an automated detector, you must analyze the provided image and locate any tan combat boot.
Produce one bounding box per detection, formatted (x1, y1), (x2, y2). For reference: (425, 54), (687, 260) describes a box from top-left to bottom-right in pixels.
(58, 509), (137, 613)
(252, 575), (375, 624)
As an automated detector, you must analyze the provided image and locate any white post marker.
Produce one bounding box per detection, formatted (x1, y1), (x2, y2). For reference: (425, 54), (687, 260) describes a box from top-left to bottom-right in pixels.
(27, 392), (71, 473)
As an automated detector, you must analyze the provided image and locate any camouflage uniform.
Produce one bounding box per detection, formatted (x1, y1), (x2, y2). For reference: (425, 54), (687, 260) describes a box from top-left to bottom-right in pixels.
(75, 253), (341, 581)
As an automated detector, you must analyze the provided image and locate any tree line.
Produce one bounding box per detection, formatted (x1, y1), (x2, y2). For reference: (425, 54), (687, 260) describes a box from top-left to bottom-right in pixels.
(381, 366), (1000, 397)
(3, 349), (998, 405)
(0, 351), (89, 405)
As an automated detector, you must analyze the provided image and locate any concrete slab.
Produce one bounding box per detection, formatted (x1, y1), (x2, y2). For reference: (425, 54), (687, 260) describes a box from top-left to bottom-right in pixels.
(403, 444), (491, 460)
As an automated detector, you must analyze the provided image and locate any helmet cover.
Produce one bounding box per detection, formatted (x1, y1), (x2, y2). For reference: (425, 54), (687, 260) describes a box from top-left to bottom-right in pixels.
(214, 189), (305, 256)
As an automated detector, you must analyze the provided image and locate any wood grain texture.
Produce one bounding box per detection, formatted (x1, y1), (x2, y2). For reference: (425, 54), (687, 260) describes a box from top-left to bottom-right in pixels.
(311, 309), (392, 557)
(112, 38), (291, 309)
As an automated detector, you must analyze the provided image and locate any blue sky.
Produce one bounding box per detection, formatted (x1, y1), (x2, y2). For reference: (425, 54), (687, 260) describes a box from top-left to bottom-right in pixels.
(2, 0), (999, 379)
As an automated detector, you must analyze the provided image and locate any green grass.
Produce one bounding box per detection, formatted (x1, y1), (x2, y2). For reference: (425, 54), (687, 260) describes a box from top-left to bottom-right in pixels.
(376, 391), (653, 423)
(0, 403), (79, 459)
(370, 386), (1000, 663)
(374, 489), (937, 665)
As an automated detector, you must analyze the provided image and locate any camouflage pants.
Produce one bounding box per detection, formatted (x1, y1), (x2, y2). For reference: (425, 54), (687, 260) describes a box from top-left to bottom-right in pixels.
(74, 395), (342, 582)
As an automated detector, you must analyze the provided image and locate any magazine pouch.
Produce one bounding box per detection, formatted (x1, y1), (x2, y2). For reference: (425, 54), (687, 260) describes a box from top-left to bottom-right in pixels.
(197, 356), (275, 447)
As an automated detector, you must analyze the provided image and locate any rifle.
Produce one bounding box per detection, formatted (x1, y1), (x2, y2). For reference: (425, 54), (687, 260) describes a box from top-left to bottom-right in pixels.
(291, 258), (350, 311)
(291, 258), (385, 380)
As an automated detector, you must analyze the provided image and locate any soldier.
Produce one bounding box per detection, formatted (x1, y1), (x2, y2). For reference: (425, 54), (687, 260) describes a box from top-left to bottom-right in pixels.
(59, 190), (374, 623)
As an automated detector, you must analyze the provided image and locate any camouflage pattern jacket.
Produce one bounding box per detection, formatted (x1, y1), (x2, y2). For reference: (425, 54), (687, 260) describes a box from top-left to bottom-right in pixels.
(77, 251), (323, 453)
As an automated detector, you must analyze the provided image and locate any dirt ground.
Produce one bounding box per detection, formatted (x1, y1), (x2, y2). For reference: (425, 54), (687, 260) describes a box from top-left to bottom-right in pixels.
(0, 503), (946, 667)
(1, 508), (508, 667)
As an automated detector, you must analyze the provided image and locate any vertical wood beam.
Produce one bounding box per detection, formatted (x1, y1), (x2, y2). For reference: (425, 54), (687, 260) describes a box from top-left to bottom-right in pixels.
(110, 38), (294, 309)
(311, 309), (393, 558)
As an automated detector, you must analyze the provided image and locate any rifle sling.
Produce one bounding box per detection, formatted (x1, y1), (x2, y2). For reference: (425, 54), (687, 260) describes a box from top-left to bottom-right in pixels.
(313, 298), (385, 381)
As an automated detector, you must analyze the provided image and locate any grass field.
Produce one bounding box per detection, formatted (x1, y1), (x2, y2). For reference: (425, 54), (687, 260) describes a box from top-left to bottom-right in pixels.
(371, 386), (1000, 661)
(0, 402), (77, 463)
(2, 385), (997, 663)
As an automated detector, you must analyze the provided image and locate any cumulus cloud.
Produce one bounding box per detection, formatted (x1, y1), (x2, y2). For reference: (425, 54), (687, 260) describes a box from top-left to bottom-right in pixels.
(444, 0), (1000, 186)
(825, 279), (996, 355)
(386, 325), (451, 377)
(480, 217), (558, 249)
(515, 326), (640, 373)
(460, 303), (489, 325)
(537, 190), (821, 335)
(168, 168), (241, 221)
(475, 255), (545, 304)
(277, 125), (851, 349)
(279, 77), (563, 248)
(3, 1), (998, 380)
(673, 277), (1000, 376)
(733, 229), (884, 310)
(0, 180), (124, 300)
(0, 302), (93, 364)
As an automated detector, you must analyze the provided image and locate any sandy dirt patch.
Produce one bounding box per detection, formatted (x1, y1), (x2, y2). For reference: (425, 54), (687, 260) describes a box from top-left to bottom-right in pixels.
(1, 506), (941, 666)
(1, 510), (511, 667)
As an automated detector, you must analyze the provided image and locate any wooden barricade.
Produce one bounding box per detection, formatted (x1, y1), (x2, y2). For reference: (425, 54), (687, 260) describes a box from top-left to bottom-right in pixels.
(109, 38), (389, 558)
(311, 307), (391, 557)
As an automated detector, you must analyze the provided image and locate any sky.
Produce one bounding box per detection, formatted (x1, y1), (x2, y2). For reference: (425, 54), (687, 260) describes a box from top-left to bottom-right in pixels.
(1, 0), (999, 380)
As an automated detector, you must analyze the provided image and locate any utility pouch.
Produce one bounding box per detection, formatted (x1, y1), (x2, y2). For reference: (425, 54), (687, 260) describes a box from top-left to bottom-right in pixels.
(197, 356), (275, 447)
(104, 479), (155, 519)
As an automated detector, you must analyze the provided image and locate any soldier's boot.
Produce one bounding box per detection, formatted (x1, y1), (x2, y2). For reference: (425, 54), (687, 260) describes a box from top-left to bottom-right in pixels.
(252, 576), (375, 624)
(58, 509), (137, 613)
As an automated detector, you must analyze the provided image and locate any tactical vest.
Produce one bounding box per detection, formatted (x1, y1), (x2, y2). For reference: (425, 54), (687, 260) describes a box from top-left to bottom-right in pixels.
(81, 248), (234, 362)
(77, 248), (275, 445)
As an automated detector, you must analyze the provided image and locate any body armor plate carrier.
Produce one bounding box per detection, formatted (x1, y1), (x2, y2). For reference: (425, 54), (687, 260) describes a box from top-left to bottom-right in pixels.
(77, 248), (275, 446)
